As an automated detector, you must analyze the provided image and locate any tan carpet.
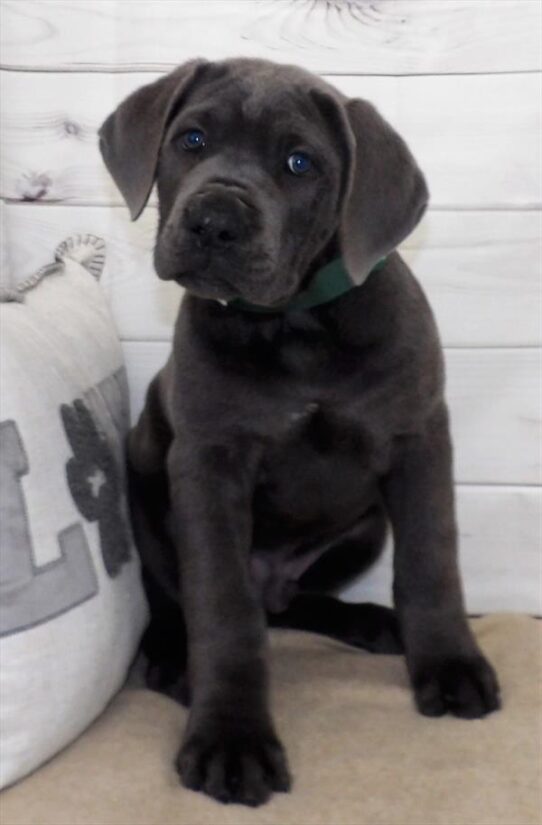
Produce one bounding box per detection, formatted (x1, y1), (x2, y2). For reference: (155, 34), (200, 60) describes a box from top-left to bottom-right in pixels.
(1, 615), (540, 825)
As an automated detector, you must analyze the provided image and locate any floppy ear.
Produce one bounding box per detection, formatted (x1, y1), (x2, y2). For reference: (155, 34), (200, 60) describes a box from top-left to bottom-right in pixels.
(340, 99), (429, 285)
(98, 60), (206, 220)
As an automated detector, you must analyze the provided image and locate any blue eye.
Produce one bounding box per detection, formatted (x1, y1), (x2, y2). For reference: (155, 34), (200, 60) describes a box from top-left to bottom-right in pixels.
(181, 129), (206, 150)
(287, 152), (312, 175)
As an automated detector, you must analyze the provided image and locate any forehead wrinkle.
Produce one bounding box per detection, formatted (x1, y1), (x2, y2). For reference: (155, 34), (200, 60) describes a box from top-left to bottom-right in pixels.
(240, 84), (312, 120)
(168, 93), (244, 136)
(240, 89), (327, 146)
(172, 69), (245, 123)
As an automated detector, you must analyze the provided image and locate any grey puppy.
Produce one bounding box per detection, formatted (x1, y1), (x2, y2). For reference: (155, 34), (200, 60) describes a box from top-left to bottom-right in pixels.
(99, 58), (500, 807)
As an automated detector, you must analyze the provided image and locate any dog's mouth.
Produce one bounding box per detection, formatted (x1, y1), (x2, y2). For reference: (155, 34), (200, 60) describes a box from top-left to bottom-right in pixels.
(155, 242), (287, 306)
(174, 267), (289, 307)
(172, 268), (241, 302)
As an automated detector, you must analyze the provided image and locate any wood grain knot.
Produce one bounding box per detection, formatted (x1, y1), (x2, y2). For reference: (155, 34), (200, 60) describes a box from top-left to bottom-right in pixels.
(16, 172), (52, 202)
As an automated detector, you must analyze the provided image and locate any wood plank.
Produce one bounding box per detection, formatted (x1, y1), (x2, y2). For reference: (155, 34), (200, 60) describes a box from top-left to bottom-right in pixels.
(120, 342), (541, 486)
(4, 204), (540, 348)
(445, 348), (541, 486)
(1, 0), (540, 75)
(1, 71), (541, 209)
(341, 485), (542, 614)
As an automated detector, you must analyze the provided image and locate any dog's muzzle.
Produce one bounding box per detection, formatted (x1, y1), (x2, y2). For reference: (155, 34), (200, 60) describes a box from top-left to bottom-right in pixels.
(183, 186), (257, 252)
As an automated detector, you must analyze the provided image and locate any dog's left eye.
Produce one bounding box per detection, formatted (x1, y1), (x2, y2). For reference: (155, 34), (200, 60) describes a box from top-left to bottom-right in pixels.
(287, 152), (313, 175)
(181, 129), (206, 151)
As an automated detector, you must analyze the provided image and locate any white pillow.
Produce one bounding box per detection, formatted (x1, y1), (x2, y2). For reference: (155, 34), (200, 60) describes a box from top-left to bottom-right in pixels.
(0, 235), (148, 788)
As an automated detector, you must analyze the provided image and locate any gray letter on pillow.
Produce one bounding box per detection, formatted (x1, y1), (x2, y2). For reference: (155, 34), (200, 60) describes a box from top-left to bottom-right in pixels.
(0, 420), (98, 638)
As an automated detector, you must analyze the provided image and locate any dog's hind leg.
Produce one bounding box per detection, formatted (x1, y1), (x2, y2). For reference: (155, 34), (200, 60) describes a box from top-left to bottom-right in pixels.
(268, 504), (402, 654)
(268, 594), (402, 653)
(128, 459), (191, 703)
(128, 367), (191, 704)
(129, 466), (191, 705)
(140, 568), (191, 705)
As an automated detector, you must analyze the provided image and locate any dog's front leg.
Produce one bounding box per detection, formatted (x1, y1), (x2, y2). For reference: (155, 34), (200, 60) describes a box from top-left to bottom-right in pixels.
(167, 440), (291, 806)
(383, 403), (501, 719)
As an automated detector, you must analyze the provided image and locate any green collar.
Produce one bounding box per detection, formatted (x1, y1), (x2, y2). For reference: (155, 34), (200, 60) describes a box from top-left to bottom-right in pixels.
(227, 256), (387, 314)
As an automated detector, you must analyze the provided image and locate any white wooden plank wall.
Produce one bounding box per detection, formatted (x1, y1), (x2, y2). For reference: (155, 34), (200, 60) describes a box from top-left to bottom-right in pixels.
(1, 0), (541, 613)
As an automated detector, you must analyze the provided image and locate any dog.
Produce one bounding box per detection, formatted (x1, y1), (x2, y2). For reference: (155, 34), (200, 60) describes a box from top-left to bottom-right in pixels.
(99, 58), (501, 807)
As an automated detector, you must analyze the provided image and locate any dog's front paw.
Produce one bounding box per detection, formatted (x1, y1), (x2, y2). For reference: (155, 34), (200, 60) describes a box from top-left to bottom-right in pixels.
(411, 654), (501, 719)
(176, 718), (291, 806)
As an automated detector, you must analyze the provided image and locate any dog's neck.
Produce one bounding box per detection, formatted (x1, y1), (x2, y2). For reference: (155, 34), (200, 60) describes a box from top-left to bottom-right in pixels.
(182, 251), (396, 381)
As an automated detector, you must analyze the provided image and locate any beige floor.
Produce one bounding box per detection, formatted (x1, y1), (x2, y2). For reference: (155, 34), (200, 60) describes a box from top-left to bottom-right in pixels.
(1, 615), (540, 825)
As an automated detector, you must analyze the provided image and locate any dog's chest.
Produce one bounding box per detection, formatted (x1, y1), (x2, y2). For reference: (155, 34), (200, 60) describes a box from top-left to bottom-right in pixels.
(253, 397), (389, 535)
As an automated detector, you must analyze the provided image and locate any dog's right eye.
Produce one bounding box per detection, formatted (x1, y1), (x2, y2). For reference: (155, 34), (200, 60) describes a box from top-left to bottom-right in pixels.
(180, 129), (206, 151)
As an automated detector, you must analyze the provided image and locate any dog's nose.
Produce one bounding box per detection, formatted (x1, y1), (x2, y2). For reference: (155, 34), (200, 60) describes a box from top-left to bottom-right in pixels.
(184, 192), (250, 249)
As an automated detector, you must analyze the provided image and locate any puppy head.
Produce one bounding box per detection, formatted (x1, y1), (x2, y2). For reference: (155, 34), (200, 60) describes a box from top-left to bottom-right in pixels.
(99, 58), (428, 307)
